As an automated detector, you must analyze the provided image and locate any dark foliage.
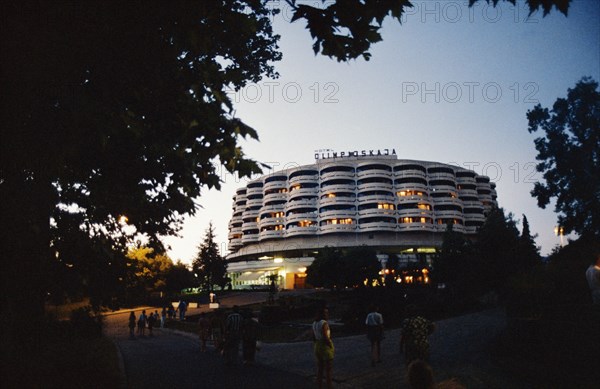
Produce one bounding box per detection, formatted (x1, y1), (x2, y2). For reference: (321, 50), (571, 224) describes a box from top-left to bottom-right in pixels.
(286, 0), (569, 61)
(192, 223), (229, 292)
(527, 77), (600, 238)
(307, 246), (380, 289)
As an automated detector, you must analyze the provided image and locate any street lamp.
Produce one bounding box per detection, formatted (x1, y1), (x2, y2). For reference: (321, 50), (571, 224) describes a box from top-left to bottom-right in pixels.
(554, 226), (565, 246)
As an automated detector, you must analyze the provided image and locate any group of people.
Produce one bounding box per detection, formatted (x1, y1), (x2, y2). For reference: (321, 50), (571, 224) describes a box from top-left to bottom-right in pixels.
(128, 309), (163, 338)
(127, 304), (185, 339)
(196, 306), (260, 366)
(311, 304), (438, 389)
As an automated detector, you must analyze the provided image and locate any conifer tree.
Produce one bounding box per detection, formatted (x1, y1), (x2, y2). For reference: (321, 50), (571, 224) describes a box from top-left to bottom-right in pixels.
(517, 215), (542, 269)
(192, 223), (228, 292)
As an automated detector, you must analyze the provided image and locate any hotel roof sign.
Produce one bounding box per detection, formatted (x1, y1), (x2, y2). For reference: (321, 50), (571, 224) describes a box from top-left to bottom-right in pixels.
(314, 148), (397, 161)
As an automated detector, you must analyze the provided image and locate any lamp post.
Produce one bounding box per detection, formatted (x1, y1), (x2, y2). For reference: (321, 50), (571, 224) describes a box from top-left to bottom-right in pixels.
(554, 226), (565, 247)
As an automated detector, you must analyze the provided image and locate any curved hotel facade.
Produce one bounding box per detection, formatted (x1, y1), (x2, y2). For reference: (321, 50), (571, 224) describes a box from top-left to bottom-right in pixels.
(227, 151), (497, 289)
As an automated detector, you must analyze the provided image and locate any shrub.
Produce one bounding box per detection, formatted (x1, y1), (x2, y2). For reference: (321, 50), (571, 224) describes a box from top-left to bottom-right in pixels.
(69, 306), (103, 338)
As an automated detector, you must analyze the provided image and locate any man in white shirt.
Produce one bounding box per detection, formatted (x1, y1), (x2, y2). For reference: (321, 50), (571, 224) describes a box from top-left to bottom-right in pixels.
(365, 304), (384, 366)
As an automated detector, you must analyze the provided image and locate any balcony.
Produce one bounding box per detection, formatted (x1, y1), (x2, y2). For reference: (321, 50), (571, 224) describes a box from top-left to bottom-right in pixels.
(358, 208), (396, 218)
(285, 198), (317, 211)
(228, 230), (242, 240)
(229, 214), (243, 225)
(289, 175), (319, 187)
(319, 209), (357, 220)
(246, 197), (263, 208)
(464, 226), (479, 234)
(263, 192), (287, 204)
(458, 188), (478, 198)
(320, 170), (356, 181)
(428, 172), (455, 181)
(394, 170), (427, 180)
(259, 229), (285, 241)
(241, 221), (258, 230)
(431, 197), (462, 207)
(241, 209), (260, 220)
(358, 218), (397, 231)
(463, 213), (486, 223)
(288, 187), (319, 199)
(319, 195), (356, 207)
(286, 213), (318, 225)
(286, 225), (318, 237)
(356, 168), (392, 180)
(263, 180), (288, 192)
(228, 238), (243, 250)
(429, 183), (457, 193)
(398, 222), (435, 232)
(319, 183), (356, 193)
(357, 193), (395, 203)
(456, 176), (477, 185)
(258, 217), (285, 229)
(241, 233), (259, 244)
(318, 223), (357, 234)
(246, 186), (263, 196)
(395, 182), (428, 193)
(477, 193), (493, 202)
(396, 194), (430, 204)
(397, 208), (433, 218)
(357, 182), (393, 192)
(435, 223), (465, 233)
(433, 210), (464, 219)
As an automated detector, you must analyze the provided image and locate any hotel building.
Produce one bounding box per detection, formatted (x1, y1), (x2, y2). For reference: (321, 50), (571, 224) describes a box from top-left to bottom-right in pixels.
(226, 151), (497, 289)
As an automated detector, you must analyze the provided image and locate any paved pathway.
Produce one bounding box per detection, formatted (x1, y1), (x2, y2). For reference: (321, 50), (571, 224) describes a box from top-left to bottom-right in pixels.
(258, 308), (521, 388)
(106, 293), (523, 388)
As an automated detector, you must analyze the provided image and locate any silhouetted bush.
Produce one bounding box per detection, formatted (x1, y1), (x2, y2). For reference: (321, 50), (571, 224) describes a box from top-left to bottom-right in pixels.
(69, 306), (103, 338)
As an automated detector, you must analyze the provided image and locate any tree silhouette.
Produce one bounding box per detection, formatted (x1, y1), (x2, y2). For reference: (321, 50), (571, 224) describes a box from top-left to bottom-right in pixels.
(192, 223), (228, 293)
(307, 246), (380, 289)
(286, 0), (569, 61)
(527, 77), (600, 238)
(476, 207), (520, 291)
(516, 214), (542, 270)
(435, 222), (475, 289)
(1, 1), (279, 346)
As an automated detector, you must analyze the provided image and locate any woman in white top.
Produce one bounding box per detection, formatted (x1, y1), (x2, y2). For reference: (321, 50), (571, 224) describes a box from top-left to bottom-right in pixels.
(312, 307), (334, 389)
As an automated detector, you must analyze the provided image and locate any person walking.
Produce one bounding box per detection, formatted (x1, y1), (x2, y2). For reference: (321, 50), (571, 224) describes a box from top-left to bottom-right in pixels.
(241, 311), (259, 364)
(312, 307), (334, 389)
(400, 305), (435, 366)
(586, 254), (600, 306)
(147, 310), (156, 336)
(365, 304), (384, 366)
(177, 300), (187, 321)
(128, 311), (136, 339)
(160, 307), (167, 328)
(211, 310), (225, 353)
(224, 306), (243, 366)
(137, 310), (147, 337)
(198, 312), (210, 352)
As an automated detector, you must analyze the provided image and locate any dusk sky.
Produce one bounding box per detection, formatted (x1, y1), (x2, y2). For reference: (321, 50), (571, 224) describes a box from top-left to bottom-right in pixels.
(163, 0), (600, 265)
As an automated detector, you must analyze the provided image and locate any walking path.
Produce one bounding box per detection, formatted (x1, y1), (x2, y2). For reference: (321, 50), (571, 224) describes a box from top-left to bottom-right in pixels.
(106, 293), (522, 388)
